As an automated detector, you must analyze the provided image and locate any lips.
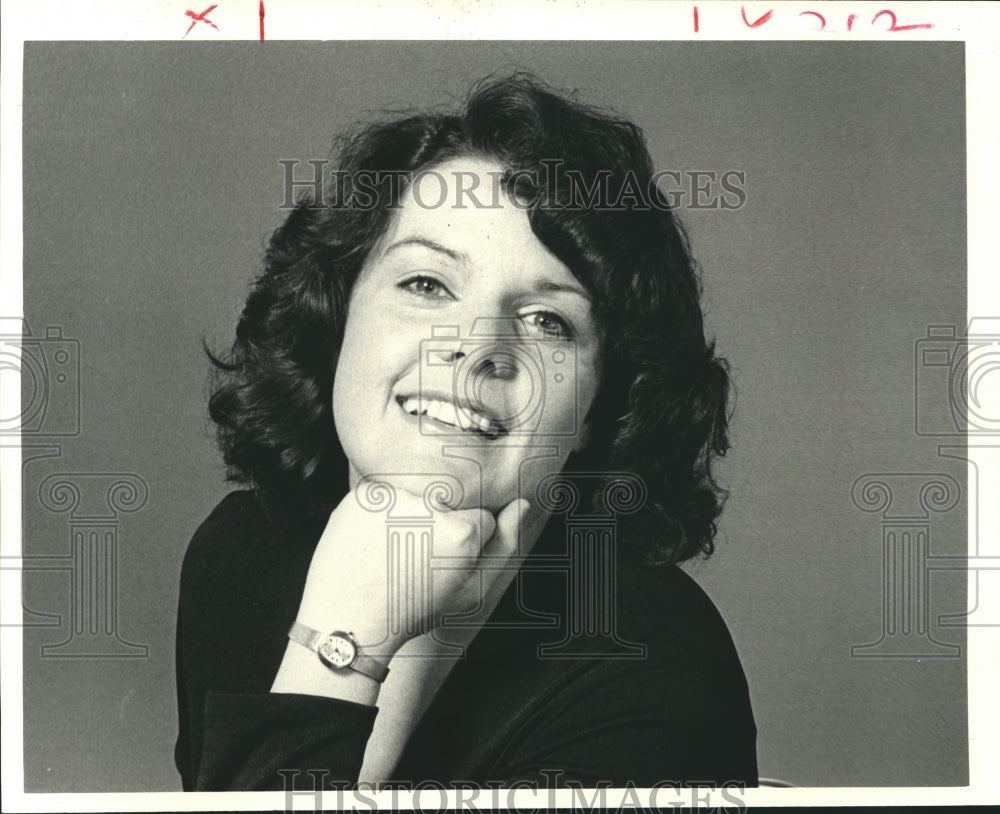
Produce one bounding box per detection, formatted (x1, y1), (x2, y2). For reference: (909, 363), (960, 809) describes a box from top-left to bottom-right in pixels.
(396, 394), (507, 439)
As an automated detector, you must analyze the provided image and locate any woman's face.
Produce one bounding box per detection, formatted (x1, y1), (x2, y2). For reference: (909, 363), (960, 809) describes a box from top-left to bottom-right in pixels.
(333, 157), (602, 512)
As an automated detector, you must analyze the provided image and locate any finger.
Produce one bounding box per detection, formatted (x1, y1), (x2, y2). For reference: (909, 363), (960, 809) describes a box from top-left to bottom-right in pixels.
(477, 508), (498, 547)
(484, 498), (530, 559)
(443, 507), (496, 549)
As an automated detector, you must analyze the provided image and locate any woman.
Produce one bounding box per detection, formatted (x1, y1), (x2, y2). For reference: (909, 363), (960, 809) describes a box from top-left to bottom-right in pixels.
(175, 73), (757, 791)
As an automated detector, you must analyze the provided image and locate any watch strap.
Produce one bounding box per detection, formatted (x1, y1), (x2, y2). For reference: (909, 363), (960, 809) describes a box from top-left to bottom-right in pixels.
(288, 620), (323, 651)
(349, 651), (391, 683)
(288, 621), (390, 682)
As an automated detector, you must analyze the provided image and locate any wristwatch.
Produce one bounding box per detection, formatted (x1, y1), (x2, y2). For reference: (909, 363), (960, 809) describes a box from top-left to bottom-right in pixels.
(288, 621), (390, 682)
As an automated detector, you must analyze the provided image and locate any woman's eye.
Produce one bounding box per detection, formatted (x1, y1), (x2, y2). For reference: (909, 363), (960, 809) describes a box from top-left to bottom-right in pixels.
(399, 275), (452, 299)
(523, 311), (573, 339)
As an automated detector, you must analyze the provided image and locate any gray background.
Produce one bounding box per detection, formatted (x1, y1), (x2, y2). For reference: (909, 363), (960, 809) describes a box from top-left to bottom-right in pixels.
(20, 41), (967, 790)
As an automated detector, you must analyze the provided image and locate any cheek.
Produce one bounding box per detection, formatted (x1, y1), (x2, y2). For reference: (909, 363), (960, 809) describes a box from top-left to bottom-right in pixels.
(332, 295), (424, 425)
(332, 294), (382, 441)
(545, 349), (602, 437)
(575, 343), (603, 413)
(332, 315), (365, 410)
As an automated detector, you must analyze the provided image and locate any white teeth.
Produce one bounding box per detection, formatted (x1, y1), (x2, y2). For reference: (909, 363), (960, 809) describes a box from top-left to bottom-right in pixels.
(462, 408), (491, 433)
(436, 401), (460, 427)
(454, 404), (476, 431)
(399, 395), (501, 436)
(425, 399), (444, 423)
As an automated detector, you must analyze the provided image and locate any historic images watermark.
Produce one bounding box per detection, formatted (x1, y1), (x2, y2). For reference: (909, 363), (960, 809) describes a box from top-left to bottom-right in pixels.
(1, 317), (150, 658)
(280, 769), (748, 813)
(851, 318), (1000, 658)
(278, 160), (748, 212)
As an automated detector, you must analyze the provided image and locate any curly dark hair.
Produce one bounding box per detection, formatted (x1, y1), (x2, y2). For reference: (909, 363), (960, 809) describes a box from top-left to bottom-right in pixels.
(208, 73), (731, 566)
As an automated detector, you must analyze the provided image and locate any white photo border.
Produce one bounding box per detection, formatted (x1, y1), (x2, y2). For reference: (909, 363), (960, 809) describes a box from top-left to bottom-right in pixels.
(2, 0), (997, 810)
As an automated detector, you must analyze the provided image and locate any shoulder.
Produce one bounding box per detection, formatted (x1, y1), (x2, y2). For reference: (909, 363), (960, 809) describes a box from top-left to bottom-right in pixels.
(179, 490), (320, 621)
(616, 562), (750, 691)
(512, 550), (752, 710)
(180, 492), (269, 592)
(583, 564), (758, 782)
(183, 491), (268, 562)
(620, 563), (737, 648)
(181, 490), (320, 580)
(177, 491), (321, 693)
(456, 560), (758, 785)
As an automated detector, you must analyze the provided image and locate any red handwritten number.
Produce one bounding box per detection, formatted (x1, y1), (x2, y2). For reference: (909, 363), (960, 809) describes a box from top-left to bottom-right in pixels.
(799, 10), (826, 30)
(259, 1), (265, 40)
(871, 9), (934, 31)
(847, 14), (858, 31)
(740, 6), (773, 28)
(693, 5), (699, 33)
(183, 4), (219, 37)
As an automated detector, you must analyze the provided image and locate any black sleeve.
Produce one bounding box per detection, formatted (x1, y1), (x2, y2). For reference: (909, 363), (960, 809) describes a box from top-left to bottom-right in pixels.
(174, 492), (378, 791)
(194, 692), (377, 790)
(176, 612), (377, 791)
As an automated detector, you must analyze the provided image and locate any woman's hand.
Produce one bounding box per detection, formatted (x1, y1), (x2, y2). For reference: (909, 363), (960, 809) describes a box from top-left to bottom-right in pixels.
(272, 479), (529, 703)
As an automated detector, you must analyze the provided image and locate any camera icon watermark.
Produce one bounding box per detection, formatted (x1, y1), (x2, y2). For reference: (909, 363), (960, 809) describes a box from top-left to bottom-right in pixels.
(910, 318), (1000, 631)
(850, 472), (963, 658)
(0, 319), (81, 437)
(354, 472), (473, 655)
(416, 321), (579, 439)
(6, 471), (150, 658)
(914, 318), (1000, 436)
(349, 465), (649, 661)
(526, 471), (648, 660)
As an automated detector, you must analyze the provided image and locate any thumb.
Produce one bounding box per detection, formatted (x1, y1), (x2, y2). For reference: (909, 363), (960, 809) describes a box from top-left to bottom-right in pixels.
(485, 498), (530, 558)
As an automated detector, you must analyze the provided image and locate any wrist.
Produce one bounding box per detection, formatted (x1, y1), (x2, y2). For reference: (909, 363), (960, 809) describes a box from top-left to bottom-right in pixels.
(271, 639), (379, 705)
(294, 605), (408, 660)
(288, 621), (393, 683)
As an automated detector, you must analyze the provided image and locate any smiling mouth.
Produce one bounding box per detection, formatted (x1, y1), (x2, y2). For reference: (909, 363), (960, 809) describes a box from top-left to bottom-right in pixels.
(396, 395), (507, 440)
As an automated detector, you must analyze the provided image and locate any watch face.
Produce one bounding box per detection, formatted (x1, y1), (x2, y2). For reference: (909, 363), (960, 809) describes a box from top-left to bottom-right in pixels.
(317, 632), (357, 670)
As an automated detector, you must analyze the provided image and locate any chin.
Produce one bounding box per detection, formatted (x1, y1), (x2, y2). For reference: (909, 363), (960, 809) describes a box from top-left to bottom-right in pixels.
(347, 433), (573, 516)
(349, 450), (513, 512)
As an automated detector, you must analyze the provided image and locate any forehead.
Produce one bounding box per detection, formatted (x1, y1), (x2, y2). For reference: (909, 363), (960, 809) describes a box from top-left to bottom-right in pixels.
(371, 157), (573, 281)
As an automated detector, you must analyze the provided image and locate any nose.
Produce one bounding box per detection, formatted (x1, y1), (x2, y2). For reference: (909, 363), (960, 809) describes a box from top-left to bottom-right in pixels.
(472, 351), (519, 381)
(431, 343), (520, 381)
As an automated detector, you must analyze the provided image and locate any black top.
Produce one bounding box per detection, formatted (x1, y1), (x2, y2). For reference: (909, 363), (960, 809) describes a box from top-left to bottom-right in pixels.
(175, 491), (758, 791)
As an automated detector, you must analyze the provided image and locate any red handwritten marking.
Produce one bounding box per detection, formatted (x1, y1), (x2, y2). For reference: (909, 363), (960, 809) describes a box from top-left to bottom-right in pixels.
(183, 4), (219, 38)
(799, 10), (825, 30)
(847, 13), (858, 30)
(872, 9), (934, 31)
(740, 6), (774, 28)
(259, 0), (265, 40)
(693, 5), (699, 33)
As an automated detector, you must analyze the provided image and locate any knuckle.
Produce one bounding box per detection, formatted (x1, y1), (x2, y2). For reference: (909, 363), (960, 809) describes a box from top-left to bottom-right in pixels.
(442, 511), (474, 537)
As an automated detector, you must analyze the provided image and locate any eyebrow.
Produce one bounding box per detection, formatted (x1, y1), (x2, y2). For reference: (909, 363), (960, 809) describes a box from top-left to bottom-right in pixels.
(383, 236), (591, 303)
(532, 279), (592, 303)
(383, 237), (466, 262)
